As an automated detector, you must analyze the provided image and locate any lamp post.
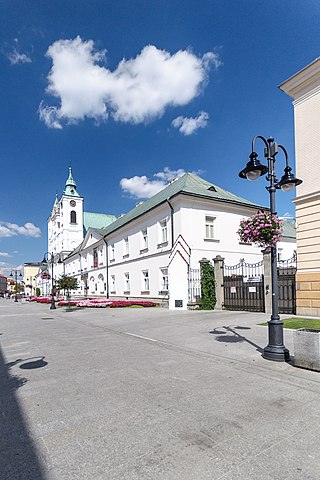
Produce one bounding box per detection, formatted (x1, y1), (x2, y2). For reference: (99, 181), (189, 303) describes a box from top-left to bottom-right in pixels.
(10, 270), (22, 302)
(239, 136), (302, 362)
(42, 252), (62, 310)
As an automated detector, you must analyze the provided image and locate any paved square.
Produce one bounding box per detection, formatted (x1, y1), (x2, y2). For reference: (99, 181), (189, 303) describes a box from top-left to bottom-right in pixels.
(1, 300), (320, 479)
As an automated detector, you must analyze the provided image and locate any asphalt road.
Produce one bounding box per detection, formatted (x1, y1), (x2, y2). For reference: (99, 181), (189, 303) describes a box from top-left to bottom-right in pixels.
(1, 300), (320, 479)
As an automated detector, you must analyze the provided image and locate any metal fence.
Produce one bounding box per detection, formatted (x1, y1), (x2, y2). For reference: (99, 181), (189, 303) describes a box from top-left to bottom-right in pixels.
(223, 259), (265, 312)
(188, 268), (201, 303)
(278, 253), (297, 314)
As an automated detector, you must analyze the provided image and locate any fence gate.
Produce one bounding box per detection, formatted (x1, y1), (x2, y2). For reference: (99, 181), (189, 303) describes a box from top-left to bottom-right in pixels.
(188, 268), (201, 303)
(278, 255), (296, 315)
(223, 259), (265, 312)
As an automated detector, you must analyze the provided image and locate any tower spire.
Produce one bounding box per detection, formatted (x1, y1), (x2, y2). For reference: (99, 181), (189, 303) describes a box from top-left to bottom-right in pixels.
(64, 165), (80, 197)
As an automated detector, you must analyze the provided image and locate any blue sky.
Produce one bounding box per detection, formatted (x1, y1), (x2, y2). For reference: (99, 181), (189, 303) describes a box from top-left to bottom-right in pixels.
(1, 0), (319, 275)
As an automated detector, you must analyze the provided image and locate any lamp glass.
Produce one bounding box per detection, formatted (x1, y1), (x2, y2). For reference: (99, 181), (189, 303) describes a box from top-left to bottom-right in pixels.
(246, 170), (261, 181)
(281, 182), (295, 192)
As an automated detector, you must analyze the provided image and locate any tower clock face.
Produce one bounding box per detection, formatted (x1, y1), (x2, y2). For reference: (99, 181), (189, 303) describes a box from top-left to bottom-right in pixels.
(70, 200), (76, 207)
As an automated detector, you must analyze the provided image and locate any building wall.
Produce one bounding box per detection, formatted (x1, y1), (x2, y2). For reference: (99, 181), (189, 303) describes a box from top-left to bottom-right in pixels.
(0, 275), (7, 295)
(24, 265), (41, 296)
(48, 195), (84, 255)
(63, 194), (295, 307)
(280, 58), (320, 316)
(178, 197), (266, 267)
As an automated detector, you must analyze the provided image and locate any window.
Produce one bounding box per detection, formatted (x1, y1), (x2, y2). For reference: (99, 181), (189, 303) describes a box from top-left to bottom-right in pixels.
(98, 274), (104, 293)
(142, 270), (150, 291)
(70, 210), (77, 224)
(160, 268), (169, 291)
(93, 248), (98, 268)
(111, 275), (116, 291)
(142, 229), (148, 249)
(205, 216), (215, 239)
(124, 237), (129, 256)
(110, 244), (115, 261)
(160, 219), (168, 243)
(124, 273), (130, 291)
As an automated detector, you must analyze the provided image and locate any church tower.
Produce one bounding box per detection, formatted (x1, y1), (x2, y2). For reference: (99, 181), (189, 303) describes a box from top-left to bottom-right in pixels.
(48, 166), (84, 260)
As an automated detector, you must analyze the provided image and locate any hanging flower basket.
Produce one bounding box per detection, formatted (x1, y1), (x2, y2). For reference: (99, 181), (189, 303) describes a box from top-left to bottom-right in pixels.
(238, 211), (283, 248)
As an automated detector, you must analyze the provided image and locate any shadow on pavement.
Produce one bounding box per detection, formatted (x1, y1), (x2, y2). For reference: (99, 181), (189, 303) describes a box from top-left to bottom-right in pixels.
(210, 325), (264, 354)
(0, 347), (47, 479)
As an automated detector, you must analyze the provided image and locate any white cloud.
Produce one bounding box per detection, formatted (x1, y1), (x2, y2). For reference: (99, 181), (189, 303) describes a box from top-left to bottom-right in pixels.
(0, 262), (24, 277)
(0, 252), (11, 257)
(120, 167), (188, 199)
(0, 222), (41, 238)
(8, 49), (32, 65)
(39, 36), (220, 128)
(7, 39), (31, 65)
(172, 111), (209, 135)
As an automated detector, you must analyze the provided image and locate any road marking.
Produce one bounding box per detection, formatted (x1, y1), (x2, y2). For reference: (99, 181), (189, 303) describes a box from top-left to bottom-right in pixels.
(5, 342), (30, 348)
(123, 332), (161, 343)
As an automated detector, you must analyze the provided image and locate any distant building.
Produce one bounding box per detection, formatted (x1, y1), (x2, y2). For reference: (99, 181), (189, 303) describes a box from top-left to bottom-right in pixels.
(280, 57), (320, 316)
(0, 274), (7, 296)
(23, 263), (45, 296)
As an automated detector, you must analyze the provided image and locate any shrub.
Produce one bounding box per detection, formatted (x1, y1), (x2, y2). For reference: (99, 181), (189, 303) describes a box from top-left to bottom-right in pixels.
(200, 260), (216, 310)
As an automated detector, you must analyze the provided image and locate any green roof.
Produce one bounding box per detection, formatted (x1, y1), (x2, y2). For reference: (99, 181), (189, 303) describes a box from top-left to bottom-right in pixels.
(83, 212), (116, 235)
(100, 173), (266, 238)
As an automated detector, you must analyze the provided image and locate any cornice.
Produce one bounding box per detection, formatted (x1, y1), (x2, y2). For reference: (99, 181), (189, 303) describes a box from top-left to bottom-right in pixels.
(292, 189), (320, 205)
(279, 57), (320, 100)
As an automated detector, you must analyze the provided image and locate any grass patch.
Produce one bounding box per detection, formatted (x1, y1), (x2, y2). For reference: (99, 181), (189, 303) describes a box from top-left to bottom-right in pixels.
(259, 318), (320, 329)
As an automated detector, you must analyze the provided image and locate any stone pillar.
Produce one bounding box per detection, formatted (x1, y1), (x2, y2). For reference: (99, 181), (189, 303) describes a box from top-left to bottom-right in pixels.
(262, 248), (272, 314)
(213, 255), (224, 310)
(168, 252), (189, 310)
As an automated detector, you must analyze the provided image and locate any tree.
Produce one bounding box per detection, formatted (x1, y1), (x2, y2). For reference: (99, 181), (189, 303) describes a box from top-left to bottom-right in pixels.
(56, 275), (78, 293)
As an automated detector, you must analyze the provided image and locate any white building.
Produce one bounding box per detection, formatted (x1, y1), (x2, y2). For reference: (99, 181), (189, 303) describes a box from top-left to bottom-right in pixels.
(63, 172), (296, 309)
(46, 166), (116, 288)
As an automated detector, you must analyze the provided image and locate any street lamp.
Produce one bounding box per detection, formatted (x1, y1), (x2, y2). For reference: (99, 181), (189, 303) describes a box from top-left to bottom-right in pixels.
(239, 136), (302, 362)
(42, 252), (62, 310)
(10, 270), (22, 302)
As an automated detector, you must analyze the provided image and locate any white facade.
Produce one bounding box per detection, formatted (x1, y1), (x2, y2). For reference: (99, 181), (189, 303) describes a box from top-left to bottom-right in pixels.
(63, 176), (296, 309)
(48, 195), (84, 255)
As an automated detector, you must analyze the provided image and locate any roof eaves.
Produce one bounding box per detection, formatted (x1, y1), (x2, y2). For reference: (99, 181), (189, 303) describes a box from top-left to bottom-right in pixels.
(178, 191), (267, 210)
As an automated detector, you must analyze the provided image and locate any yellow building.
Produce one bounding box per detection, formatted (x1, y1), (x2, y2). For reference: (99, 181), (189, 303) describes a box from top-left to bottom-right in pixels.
(23, 263), (44, 296)
(280, 58), (320, 315)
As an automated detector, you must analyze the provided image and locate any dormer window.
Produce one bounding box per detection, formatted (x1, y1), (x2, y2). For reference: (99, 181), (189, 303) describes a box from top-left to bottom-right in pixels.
(207, 186), (216, 192)
(70, 210), (77, 224)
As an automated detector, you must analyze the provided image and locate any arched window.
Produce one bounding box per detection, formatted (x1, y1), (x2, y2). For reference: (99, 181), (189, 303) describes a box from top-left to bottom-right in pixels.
(70, 210), (77, 224)
(98, 274), (104, 293)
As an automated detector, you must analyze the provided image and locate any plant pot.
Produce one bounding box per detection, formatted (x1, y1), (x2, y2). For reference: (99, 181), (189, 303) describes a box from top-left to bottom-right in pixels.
(293, 328), (320, 371)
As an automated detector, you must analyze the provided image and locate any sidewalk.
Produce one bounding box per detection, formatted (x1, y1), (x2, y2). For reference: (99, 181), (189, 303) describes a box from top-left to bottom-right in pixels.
(1, 300), (319, 479)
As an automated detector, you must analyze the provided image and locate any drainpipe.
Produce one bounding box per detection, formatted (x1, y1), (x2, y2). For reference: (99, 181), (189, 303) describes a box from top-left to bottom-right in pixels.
(103, 238), (109, 298)
(78, 254), (82, 295)
(166, 197), (174, 249)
